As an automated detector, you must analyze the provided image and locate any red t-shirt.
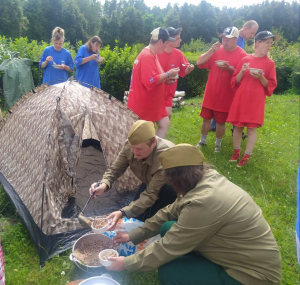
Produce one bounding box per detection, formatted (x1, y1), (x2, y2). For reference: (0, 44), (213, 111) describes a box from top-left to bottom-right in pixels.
(198, 46), (247, 112)
(157, 49), (189, 99)
(227, 55), (277, 125)
(127, 48), (167, 122)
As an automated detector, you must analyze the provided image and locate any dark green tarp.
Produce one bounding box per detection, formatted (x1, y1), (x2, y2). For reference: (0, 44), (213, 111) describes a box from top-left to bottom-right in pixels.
(0, 52), (35, 108)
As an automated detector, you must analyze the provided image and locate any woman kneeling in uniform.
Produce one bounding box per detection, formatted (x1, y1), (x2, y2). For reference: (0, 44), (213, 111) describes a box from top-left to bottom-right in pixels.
(106, 144), (282, 285)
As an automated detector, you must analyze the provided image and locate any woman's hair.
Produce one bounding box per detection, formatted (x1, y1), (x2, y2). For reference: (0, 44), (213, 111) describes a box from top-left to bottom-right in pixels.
(85, 36), (102, 53)
(51, 27), (65, 42)
(164, 164), (209, 196)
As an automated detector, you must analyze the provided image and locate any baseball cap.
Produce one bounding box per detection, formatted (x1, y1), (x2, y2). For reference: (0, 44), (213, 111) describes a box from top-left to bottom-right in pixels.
(151, 28), (176, 42)
(255, 31), (281, 42)
(219, 27), (239, 38)
(166, 27), (182, 37)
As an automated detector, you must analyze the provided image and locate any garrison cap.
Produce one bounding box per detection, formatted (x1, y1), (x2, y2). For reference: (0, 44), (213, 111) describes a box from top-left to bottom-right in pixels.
(128, 120), (155, 145)
(158, 143), (205, 169)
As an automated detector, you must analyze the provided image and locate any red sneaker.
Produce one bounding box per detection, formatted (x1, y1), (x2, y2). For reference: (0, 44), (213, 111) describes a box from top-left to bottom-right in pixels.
(237, 154), (251, 167)
(229, 150), (240, 162)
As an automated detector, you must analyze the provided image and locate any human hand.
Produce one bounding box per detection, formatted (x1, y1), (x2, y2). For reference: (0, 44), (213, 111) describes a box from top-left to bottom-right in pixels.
(97, 57), (105, 64)
(46, 56), (53, 62)
(90, 54), (98, 60)
(250, 70), (264, 79)
(211, 42), (221, 52)
(112, 231), (130, 244)
(241, 63), (250, 72)
(185, 64), (195, 74)
(105, 256), (125, 271)
(59, 64), (66, 70)
(89, 182), (107, 198)
(165, 78), (176, 84)
(106, 211), (123, 231)
(218, 62), (231, 70)
(168, 67), (180, 78)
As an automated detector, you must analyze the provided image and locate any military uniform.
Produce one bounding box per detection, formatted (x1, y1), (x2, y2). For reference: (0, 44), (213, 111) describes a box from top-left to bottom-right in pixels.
(100, 137), (175, 218)
(123, 169), (281, 285)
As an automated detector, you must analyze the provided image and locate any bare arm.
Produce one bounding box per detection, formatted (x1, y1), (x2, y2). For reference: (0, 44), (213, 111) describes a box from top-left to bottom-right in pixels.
(236, 63), (249, 84)
(196, 42), (221, 66)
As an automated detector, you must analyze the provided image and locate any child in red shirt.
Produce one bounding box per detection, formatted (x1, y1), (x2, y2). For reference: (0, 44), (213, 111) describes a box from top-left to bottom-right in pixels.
(227, 31), (280, 167)
(127, 28), (179, 138)
(157, 27), (194, 119)
(196, 27), (247, 153)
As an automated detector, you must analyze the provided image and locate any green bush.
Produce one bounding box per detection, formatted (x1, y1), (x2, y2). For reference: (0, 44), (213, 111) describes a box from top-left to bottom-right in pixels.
(100, 42), (139, 102)
(270, 37), (300, 94)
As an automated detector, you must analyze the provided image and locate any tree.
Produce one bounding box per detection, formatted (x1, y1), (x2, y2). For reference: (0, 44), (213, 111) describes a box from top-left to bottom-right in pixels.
(100, 11), (120, 48)
(0, 0), (28, 38)
(164, 8), (181, 29)
(119, 6), (143, 46)
(217, 9), (233, 33)
(179, 3), (193, 43)
(75, 0), (102, 37)
(61, 0), (88, 46)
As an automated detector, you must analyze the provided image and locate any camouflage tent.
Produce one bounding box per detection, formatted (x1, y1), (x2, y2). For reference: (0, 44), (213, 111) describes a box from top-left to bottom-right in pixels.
(0, 80), (140, 264)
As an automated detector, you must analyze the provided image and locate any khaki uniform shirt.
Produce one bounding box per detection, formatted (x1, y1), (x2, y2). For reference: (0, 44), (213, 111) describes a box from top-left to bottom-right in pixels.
(101, 137), (174, 218)
(124, 170), (281, 285)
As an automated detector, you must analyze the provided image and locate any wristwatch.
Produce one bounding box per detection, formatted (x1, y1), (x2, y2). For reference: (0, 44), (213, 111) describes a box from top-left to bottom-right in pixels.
(119, 209), (127, 217)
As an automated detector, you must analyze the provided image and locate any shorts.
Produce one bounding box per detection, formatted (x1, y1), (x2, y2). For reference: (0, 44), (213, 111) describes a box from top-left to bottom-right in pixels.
(230, 122), (262, 128)
(200, 107), (228, 123)
(165, 93), (174, 107)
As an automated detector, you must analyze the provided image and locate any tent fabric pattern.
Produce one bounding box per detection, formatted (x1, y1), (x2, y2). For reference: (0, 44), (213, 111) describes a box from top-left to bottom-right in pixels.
(0, 80), (140, 242)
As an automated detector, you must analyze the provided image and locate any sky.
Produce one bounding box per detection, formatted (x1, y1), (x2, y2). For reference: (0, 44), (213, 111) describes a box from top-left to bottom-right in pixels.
(139, 0), (295, 9)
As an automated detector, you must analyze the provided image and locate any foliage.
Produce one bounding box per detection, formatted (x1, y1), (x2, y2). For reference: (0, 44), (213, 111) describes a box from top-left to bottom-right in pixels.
(1, 0), (299, 50)
(0, 94), (299, 284)
(99, 43), (139, 101)
(270, 37), (300, 94)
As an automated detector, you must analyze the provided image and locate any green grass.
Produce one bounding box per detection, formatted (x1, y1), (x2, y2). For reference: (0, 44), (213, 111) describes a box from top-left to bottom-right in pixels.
(0, 94), (299, 284)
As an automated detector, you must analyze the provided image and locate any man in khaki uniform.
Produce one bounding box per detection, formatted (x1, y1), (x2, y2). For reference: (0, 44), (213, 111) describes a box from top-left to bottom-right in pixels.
(90, 120), (176, 229)
(106, 144), (282, 285)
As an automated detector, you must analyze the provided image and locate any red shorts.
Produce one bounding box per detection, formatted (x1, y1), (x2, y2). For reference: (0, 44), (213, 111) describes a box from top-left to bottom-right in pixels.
(230, 122), (262, 128)
(165, 93), (174, 107)
(200, 107), (228, 123)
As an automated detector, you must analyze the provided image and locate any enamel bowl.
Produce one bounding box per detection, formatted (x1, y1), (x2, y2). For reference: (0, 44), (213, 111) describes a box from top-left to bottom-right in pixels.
(248, 68), (263, 75)
(99, 249), (119, 267)
(215, 60), (228, 67)
(91, 218), (109, 234)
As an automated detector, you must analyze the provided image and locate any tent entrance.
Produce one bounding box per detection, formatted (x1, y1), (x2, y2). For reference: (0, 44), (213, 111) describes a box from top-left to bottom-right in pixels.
(61, 138), (136, 219)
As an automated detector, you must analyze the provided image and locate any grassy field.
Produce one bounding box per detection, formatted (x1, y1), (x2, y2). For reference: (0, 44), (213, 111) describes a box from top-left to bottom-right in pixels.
(0, 94), (299, 284)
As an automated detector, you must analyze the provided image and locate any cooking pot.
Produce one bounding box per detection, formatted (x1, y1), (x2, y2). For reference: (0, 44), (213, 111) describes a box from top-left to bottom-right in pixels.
(78, 274), (120, 285)
(69, 233), (117, 273)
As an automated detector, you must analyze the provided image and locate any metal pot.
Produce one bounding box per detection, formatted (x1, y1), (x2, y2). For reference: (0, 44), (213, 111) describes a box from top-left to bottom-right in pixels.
(69, 233), (116, 273)
(78, 274), (121, 285)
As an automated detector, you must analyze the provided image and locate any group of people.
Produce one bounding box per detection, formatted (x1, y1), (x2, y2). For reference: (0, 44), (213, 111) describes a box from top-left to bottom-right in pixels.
(39, 22), (279, 168)
(39, 27), (104, 88)
(37, 21), (283, 285)
(194, 21), (279, 167)
(89, 119), (281, 285)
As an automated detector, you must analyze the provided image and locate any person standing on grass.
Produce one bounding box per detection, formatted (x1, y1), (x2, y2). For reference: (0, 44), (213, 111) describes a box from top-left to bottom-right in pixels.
(157, 27), (194, 120)
(104, 144), (282, 285)
(227, 31), (280, 167)
(195, 27), (247, 152)
(74, 36), (104, 89)
(210, 20), (259, 134)
(127, 28), (180, 139)
(39, 27), (74, 85)
(89, 120), (177, 226)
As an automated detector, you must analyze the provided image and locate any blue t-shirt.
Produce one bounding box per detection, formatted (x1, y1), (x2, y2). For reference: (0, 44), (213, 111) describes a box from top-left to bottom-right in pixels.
(237, 35), (245, 50)
(74, 45), (101, 89)
(39, 46), (74, 85)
